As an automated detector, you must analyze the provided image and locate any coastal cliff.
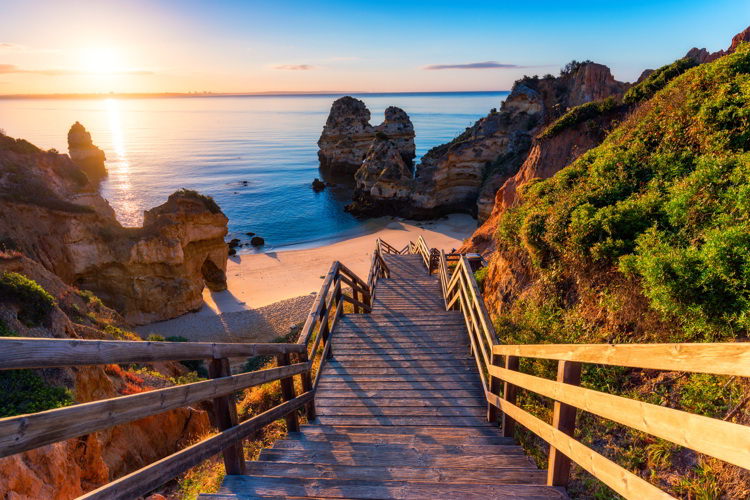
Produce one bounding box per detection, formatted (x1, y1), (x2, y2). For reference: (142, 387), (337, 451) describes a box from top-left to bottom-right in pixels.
(345, 62), (628, 220)
(0, 128), (228, 324)
(0, 254), (209, 499)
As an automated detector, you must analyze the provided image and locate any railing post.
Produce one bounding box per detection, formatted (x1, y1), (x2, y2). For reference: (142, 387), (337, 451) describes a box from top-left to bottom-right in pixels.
(547, 360), (582, 487)
(208, 358), (246, 475)
(276, 353), (300, 432)
(298, 349), (315, 420)
(502, 355), (520, 438)
(353, 288), (361, 314)
(488, 351), (503, 424)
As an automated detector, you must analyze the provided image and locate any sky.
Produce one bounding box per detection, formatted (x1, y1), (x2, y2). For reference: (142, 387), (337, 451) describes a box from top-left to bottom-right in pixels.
(0, 0), (748, 95)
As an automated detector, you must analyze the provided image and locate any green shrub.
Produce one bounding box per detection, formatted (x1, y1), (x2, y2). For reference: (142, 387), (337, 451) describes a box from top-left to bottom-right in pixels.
(0, 370), (73, 417)
(494, 43), (750, 340)
(104, 324), (140, 341)
(165, 335), (208, 377)
(0, 272), (56, 326)
(174, 189), (221, 214)
(0, 133), (42, 154)
(0, 318), (16, 337)
(147, 334), (165, 342)
(474, 267), (488, 292)
(624, 57), (699, 105)
(539, 97), (617, 140)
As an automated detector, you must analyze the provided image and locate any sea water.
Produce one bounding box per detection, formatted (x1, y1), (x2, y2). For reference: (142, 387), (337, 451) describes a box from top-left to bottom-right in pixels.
(0, 92), (508, 251)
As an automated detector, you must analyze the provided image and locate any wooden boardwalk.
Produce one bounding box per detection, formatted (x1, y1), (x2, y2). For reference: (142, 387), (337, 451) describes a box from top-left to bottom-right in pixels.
(202, 253), (566, 500)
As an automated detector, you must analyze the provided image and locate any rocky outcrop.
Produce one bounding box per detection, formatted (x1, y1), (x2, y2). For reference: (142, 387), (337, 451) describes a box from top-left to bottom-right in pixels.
(317, 97), (375, 174)
(0, 136), (229, 324)
(0, 254), (210, 499)
(374, 106), (416, 167)
(348, 138), (413, 214)
(348, 63), (628, 220)
(67, 122), (107, 179)
(318, 97), (415, 175)
(685, 26), (750, 64)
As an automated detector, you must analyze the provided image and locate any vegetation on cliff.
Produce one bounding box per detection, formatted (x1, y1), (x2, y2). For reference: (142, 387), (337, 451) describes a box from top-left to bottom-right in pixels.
(538, 97), (618, 140)
(487, 44), (750, 498)
(0, 271), (56, 325)
(623, 57), (699, 104)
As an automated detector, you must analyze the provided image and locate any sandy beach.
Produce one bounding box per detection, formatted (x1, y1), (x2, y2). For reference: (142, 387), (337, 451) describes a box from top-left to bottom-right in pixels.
(136, 214), (475, 342)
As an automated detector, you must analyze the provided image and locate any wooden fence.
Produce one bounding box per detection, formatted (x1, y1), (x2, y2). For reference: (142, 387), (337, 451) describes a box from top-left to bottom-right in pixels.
(0, 249), (384, 500)
(430, 236), (750, 499)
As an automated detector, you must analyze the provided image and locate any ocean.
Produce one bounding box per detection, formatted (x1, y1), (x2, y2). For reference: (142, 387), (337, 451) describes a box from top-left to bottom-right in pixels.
(0, 92), (508, 252)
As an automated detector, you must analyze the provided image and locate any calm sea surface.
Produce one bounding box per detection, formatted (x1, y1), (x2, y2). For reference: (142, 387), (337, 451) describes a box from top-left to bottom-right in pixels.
(0, 92), (508, 251)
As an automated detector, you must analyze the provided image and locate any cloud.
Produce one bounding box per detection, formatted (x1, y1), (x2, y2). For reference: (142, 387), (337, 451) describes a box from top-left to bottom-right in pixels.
(423, 61), (532, 70)
(273, 64), (317, 70)
(0, 64), (153, 76)
(0, 43), (60, 53)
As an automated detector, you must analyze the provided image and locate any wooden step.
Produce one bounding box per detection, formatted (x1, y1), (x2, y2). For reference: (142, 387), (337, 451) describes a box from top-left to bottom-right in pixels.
(326, 359), (475, 369)
(239, 461), (545, 485)
(299, 425), (505, 437)
(311, 416), (494, 426)
(271, 440), (525, 456)
(209, 475), (566, 500)
(322, 366), (476, 376)
(315, 388), (484, 398)
(288, 430), (515, 446)
(314, 397), (485, 407)
(313, 406), (487, 417)
(257, 448), (534, 468)
(317, 374), (480, 383)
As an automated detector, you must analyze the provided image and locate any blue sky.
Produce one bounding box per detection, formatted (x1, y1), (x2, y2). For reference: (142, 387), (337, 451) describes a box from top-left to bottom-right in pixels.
(0, 0), (747, 93)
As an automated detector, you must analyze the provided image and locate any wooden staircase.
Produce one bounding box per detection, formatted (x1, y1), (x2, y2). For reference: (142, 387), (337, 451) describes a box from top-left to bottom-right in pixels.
(201, 253), (566, 499)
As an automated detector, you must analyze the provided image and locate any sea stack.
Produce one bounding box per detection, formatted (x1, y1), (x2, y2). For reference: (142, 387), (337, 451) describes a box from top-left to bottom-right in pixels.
(67, 121), (107, 179)
(317, 96), (375, 174)
(318, 97), (416, 177)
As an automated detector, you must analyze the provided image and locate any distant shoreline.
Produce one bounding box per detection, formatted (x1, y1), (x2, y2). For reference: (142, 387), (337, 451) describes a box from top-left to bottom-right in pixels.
(0, 90), (509, 100)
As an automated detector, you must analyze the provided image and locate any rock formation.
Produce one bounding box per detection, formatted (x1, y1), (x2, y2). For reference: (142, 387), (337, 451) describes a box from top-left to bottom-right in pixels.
(685, 26), (750, 64)
(67, 122), (107, 179)
(318, 97), (415, 176)
(374, 106), (416, 167)
(0, 135), (229, 324)
(349, 138), (413, 212)
(347, 63), (628, 220)
(0, 254), (209, 499)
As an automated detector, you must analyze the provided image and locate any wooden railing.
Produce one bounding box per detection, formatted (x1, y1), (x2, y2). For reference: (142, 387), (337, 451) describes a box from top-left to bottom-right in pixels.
(425, 239), (750, 499)
(0, 257), (376, 500)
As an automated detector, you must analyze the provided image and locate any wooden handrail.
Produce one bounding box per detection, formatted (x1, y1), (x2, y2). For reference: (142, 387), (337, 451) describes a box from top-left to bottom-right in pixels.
(493, 342), (750, 378)
(0, 250), (376, 500)
(80, 391), (315, 500)
(0, 362), (309, 459)
(0, 338), (305, 370)
(419, 236), (750, 497)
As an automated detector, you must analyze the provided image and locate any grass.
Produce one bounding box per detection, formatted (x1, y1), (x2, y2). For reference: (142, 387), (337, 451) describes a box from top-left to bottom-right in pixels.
(174, 188), (222, 214)
(538, 97), (617, 140)
(0, 369), (74, 417)
(0, 271), (56, 326)
(0, 132), (42, 154)
(483, 43), (750, 498)
(623, 57), (699, 105)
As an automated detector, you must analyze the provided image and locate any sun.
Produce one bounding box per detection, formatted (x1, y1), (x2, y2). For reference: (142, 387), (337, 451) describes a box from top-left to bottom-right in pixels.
(81, 47), (125, 74)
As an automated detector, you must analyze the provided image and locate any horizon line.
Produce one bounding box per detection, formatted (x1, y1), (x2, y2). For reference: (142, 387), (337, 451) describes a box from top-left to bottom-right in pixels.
(0, 89), (510, 100)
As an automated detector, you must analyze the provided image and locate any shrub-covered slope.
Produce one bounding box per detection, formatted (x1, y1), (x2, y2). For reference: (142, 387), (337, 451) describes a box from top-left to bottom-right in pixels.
(483, 44), (750, 499)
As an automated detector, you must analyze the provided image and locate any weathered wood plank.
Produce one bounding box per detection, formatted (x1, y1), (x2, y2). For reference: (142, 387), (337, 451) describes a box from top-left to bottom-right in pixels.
(313, 406), (487, 417)
(547, 360), (581, 487)
(297, 261), (339, 346)
(287, 430), (515, 446)
(327, 359), (475, 369)
(271, 440), (525, 455)
(322, 366), (477, 376)
(492, 342), (750, 378)
(240, 461), (545, 485)
(257, 449), (534, 468)
(489, 363), (750, 470)
(487, 392), (672, 500)
(208, 358), (245, 475)
(0, 362), (309, 458)
(78, 391), (314, 500)
(299, 424), (506, 437)
(0, 338), (304, 370)
(312, 416), (494, 427)
(315, 389), (484, 398)
(317, 374), (481, 383)
(313, 397), (485, 407)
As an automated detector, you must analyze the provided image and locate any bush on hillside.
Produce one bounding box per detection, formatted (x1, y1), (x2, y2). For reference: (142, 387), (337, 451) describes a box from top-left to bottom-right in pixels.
(538, 97), (617, 140)
(496, 43), (750, 340)
(623, 57), (699, 105)
(175, 189), (221, 214)
(0, 370), (73, 417)
(0, 271), (56, 326)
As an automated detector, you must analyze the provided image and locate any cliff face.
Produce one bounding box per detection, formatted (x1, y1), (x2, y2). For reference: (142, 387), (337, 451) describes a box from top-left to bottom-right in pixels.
(67, 122), (107, 179)
(0, 254), (210, 499)
(0, 132), (228, 325)
(318, 97), (415, 176)
(347, 63), (628, 220)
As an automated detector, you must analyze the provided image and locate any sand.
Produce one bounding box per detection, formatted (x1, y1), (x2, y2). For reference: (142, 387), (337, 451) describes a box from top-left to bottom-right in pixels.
(136, 213), (476, 343)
